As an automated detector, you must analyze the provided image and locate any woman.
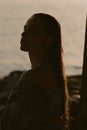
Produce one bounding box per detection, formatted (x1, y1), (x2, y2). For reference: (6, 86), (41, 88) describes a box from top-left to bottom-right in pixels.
(0, 13), (69, 130)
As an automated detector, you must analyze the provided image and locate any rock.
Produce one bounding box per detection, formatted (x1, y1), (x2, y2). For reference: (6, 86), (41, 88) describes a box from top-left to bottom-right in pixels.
(0, 71), (23, 105)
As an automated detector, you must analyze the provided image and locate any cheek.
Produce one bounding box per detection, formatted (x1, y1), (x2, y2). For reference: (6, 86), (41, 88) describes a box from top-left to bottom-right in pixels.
(27, 35), (42, 47)
(25, 34), (49, 52)
(38, 36), (49, 49)
(35, 38), (46, 50)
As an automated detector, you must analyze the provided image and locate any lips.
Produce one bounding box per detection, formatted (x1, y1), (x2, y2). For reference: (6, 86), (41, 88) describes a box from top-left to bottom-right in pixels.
(20, 37), (26, 45)
(20, 37), (29, 50)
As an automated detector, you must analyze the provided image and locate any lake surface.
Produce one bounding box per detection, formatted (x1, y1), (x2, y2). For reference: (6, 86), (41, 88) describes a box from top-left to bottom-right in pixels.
(0, 0), (87, 77)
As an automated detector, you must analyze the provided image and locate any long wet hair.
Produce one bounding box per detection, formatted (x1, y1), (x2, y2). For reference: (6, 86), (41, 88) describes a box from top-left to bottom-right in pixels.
(33, 13), (70, 129)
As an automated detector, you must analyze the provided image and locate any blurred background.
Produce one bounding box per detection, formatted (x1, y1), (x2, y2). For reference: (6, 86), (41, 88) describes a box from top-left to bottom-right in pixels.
(0, 0), (87, 77)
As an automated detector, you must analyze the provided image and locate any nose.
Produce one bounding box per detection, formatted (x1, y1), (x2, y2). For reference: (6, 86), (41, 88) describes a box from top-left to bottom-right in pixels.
(21, 31), (29, 37)
(21, 32), (24, 37)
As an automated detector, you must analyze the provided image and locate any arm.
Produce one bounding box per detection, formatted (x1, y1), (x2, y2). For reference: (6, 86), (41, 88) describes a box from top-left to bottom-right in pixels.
(0, 102), (24, 130)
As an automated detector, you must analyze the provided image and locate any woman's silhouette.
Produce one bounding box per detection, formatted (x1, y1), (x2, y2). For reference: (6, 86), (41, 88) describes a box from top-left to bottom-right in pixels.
(0, 13), (69, 130)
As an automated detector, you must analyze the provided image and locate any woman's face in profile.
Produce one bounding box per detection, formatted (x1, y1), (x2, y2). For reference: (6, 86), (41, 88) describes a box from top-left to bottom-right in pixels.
(20, 16), (52, 53)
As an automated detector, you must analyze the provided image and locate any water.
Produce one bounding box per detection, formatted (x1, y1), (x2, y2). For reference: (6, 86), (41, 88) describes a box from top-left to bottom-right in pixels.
(0, 0), (87, 77)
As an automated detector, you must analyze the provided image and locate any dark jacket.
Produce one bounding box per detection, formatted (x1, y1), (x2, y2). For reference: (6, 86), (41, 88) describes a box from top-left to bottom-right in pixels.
(0, 80), (63, 130)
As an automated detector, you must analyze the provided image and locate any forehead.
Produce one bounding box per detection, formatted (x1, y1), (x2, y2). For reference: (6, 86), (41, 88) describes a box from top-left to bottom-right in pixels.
(24, 16), (44, 30)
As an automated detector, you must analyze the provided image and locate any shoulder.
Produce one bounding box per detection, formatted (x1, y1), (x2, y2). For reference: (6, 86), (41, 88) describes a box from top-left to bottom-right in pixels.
(19, 68), (58, 89)
(19, 69), (42, 82)
(18, 69), (44, 87)
(19, 70), (33, 81)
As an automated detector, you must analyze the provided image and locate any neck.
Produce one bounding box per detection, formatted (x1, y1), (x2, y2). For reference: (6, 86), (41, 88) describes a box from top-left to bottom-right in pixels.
(28, 53), (53, 71)
(31, 62), (42, 70)
(28, 52), (45, 70)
